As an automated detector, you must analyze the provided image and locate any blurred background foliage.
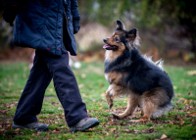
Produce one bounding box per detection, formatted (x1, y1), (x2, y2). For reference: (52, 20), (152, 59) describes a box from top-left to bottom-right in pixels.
(0, 0), (195, 63)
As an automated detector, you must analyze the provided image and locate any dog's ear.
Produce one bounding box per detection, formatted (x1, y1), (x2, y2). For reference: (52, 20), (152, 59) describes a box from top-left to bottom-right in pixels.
(126, 28), (140, 48)
(127, 28), (137, 41)
(116, 20), (125, 31)
(128, 28), (137, 37)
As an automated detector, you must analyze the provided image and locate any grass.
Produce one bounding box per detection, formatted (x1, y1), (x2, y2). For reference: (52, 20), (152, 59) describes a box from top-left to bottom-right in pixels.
(0, 61), (195, 140)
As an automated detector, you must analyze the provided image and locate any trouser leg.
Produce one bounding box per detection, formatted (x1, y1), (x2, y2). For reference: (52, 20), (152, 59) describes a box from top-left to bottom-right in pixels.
(14, 50), (52, 125)
(44, 51), (88, 127)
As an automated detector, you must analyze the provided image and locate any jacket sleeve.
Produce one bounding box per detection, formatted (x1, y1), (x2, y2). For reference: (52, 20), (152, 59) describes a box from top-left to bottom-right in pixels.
(71, 0), (80, 20)
(70, 0), (80, 34)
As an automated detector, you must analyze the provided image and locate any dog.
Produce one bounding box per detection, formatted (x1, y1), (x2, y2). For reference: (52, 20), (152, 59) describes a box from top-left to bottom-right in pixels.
(103, 20), (174, 122)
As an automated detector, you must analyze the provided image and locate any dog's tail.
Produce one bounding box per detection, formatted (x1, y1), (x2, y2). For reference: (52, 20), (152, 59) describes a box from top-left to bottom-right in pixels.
(151, 103), (173, 119)
(143, 55), (164, 71)
(155, 59), (164, 70)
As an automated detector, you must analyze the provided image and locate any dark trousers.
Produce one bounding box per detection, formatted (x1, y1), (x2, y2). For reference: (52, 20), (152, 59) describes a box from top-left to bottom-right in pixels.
(13, 50), (88, 127)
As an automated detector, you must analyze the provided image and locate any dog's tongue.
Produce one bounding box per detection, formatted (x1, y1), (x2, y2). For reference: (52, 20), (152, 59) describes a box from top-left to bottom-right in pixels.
(103, 44), (110, 49)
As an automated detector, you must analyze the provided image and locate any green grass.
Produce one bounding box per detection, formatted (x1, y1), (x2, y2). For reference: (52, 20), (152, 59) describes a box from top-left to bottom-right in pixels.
(0, 61), (195, 140)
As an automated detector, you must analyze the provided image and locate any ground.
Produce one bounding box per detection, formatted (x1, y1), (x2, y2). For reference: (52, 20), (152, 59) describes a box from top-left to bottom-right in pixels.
(0, 61), (195, 140)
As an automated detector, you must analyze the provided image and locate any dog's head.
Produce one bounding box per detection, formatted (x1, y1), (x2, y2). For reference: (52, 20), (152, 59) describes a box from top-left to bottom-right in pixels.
(103, 20), (139, 53)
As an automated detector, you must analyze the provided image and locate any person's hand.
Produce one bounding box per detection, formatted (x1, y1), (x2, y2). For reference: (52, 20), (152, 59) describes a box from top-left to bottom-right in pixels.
(73, 20), (80, 34)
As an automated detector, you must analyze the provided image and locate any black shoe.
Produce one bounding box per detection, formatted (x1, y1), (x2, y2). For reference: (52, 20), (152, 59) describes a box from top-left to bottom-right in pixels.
(70, 117), (99, 132)
(12, 122), (49, 131)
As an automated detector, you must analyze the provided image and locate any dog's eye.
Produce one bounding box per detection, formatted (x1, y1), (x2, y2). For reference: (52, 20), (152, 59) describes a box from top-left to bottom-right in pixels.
(114, 37), (120, 42)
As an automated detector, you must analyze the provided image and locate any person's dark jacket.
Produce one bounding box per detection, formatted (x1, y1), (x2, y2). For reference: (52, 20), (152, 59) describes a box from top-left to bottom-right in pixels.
(3, 0), (80, 56)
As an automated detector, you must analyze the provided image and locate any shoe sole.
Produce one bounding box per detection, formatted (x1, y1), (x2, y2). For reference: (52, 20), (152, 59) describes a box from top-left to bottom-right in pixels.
(70, 121), (99, 133)
(12, 124), (26, 129)
(12, 123), (48, 131)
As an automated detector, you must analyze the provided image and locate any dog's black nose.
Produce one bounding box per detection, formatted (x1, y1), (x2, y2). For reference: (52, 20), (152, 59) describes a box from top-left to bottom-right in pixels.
(103, 39), (107, 43)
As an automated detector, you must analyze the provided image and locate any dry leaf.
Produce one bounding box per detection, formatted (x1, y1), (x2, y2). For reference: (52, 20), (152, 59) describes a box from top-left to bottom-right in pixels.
(187, 70), (196, 76)
(188, 112), (196, 117)
(160, 134), (167, 139)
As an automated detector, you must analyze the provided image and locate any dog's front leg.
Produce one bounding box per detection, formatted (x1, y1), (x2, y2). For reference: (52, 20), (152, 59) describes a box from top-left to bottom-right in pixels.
(105, 85), (116, 109)
(105, 85), (114, 109)
(105, 91), (113, 109)
(113, 94), (138, 119)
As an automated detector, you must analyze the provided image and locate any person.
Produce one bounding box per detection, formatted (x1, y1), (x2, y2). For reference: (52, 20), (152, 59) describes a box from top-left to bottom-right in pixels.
(3, 0), (99, 132)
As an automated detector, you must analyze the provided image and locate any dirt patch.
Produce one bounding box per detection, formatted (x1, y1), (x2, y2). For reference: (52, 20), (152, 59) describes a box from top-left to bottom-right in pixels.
(0, 47), (34, 62)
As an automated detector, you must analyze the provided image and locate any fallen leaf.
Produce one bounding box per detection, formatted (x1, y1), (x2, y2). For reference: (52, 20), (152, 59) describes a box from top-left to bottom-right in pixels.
(188, 112), (196, 117)
(160, 134), (167, 139)
(109, 127), (116, 133)
(0, 110), (7, 114)
(174, 115), (185, 125)
(187, 70), (196, 76)
(143, 127), (154, 133)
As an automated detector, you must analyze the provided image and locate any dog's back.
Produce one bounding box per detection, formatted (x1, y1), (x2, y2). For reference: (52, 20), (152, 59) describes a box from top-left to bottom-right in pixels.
(125, 49), (174, 99)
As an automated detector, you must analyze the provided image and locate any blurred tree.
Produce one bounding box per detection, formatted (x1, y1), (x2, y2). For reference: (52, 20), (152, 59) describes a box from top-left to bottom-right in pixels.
(0, 1), (195, 61)
(79, 0), (195, 32)
(78, 0), (196, 61)
(142, 0), (196, 59)
(78, 0), (134, 25)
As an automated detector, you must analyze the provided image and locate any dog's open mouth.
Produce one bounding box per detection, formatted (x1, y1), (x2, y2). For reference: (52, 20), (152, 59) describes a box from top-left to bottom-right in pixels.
(103, 44), (118, 50)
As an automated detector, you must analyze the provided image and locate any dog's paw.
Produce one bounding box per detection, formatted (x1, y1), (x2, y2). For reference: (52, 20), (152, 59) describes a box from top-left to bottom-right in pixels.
(109, 103), (113, 109)
(111, 113), (121, 120)
(130, 119), (141, 123)
(130, 118), (149, 123)
(106, 98), (113, 109)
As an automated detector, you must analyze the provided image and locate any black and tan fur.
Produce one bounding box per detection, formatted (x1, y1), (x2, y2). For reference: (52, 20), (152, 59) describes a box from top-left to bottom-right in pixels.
(103, 20), (174, 122)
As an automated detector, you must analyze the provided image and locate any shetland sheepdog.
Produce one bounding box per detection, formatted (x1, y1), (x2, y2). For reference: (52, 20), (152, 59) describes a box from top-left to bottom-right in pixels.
(103, 20), (174, 122)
